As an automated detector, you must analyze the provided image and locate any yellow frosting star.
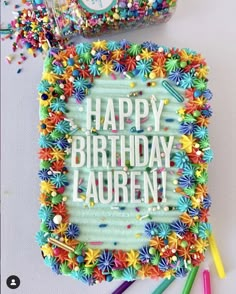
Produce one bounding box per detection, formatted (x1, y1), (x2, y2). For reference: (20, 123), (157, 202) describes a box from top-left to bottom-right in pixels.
(85, 248), (101, 265)
(54, 223), (68, 234)
(195, 170), (202, 178)
(180, 50), (193, 63)
(112, 49), (124, 60)
(164, 269), (175, 279)
(92, 40), (107, 50)
(126, 250), (140, 267)
(198, 162), (208, 172)
(41, 244), (53, 257)
(39, 96), (53, 107)
(194, 97), (206, 107)
(197, 66), (209, 79)
(168, 232), (179, 249)
(31, 22), (38, 31)
(40, 181), (55, 194)
(100, 60), (113, 75)
(195, 238), (209, 253)
(177, 107), (186, 116)
(180, 135), (196, 153)
(191, 196), (201, 209)
(140, 48), (154, 60)
(42, 72), (58, 84)
(50, 148), (65, 161)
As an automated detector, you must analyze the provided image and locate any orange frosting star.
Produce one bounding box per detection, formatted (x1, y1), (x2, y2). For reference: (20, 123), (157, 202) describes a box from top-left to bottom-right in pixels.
(177, 246), (191, 260)
(48, 111), (65, 125)
(39, 119), (54, 135)
(180, 212), (194, 227)
(199, 209), (209, 222)
(55, 248), (69, 263)
(93, 267), (106, 282)
(53, 203), (68, 217)
(138, 264), (153, 279)
(149, 236), (165, 250)
(114, 250), (128, 268)
(38, 148), (52, 160)
(148, 265), (164, 279)
(111, 49), (124, 60)
(63, 81), (73, 97)
(195, 184), (208, 198)
(197, 116), (209, 127)
(67, 257), (78, 269)
(51, 160), (65, 172)
(39, 193), (51, 206)
(152, 59), (166, 78)
(125, 56), (136, 71)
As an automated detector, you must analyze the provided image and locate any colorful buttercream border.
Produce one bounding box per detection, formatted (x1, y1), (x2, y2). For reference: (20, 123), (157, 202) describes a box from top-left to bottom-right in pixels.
(36, 40), (213, 285)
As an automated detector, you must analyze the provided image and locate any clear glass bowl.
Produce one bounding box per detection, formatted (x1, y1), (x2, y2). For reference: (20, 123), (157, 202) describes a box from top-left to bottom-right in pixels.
(45, 0), (177, 38)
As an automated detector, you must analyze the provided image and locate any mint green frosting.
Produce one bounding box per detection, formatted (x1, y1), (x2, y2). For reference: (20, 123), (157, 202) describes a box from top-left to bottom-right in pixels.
(64, 76), (186, 250)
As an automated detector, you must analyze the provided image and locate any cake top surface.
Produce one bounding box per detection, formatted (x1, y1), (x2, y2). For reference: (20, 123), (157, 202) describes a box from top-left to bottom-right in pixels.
(37, 40), (213, 284)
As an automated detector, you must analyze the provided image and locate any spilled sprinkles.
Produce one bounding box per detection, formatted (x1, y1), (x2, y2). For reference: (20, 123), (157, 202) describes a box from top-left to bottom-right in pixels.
(1, 0), (177, 71)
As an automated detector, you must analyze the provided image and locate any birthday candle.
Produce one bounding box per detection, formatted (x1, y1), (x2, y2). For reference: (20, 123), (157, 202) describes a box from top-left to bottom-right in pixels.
(112, 281), (135, 294)
(203, 269), (211, 294)
(208, 234), (226, 279)
(182, 266), (199, 294)
(152, 277), (175, 294)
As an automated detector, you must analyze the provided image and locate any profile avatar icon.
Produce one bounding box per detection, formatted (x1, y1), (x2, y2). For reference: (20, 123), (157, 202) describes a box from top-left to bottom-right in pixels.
(6, 275), (20, 289)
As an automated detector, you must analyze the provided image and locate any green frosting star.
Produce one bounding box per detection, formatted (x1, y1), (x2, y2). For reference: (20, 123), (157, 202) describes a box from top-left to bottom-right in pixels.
(74, 242), (87, 255)
(196, 171), (208, 184)
(112, 270), (123, 279)
(80, 52), (93, 65)
(40, 222), (49, 233)
(190, 223), (199, 234)
(83, 266), (94, 276)
(44, 56), (53, 73)
(60, 262), (72, 275)
(199, 137), (210, 149)
(51, 194), (63, 205)
(40, 160), (51, 169)
(54, 84), (64, 95)
(183, 114), (196, 123)
(193, 78), (207, 90)
(128, 44), (142, 56)
(151, 252), (160, 265)
(40, 106), (49, 120)
(50, 130), (64, 139)
(184, 186), (196, 196)
(165, 57), (180, 72)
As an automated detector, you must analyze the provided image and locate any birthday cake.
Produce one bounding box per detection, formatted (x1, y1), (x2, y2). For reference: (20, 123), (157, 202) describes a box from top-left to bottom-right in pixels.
(36, 40), (213, 284)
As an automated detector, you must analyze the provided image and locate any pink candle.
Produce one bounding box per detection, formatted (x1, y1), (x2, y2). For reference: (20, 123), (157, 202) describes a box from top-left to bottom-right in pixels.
(203, 269), (211, 294)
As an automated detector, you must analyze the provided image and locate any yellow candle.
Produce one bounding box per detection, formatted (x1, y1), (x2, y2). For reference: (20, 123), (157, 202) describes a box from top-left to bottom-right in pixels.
(209, 234), (226, 279)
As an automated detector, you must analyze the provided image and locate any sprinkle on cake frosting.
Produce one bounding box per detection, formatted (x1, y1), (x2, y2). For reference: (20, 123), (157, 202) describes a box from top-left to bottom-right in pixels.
(36, 40), (213, 284)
